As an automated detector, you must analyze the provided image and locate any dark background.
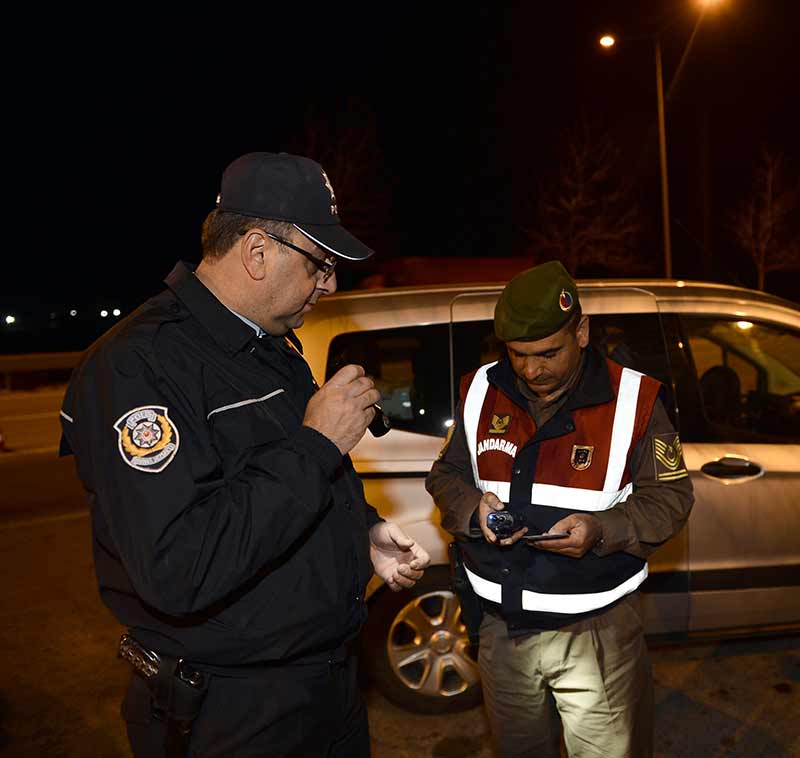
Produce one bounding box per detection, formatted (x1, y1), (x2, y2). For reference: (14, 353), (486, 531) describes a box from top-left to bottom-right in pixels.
(4, 0), (799, 351)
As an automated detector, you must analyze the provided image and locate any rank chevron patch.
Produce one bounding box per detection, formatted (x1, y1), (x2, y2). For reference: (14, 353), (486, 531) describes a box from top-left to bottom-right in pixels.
(652, 434), (688, 481)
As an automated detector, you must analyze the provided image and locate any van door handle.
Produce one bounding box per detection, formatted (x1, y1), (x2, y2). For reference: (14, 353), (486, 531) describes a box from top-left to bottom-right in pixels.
(700, 454), (764, 483)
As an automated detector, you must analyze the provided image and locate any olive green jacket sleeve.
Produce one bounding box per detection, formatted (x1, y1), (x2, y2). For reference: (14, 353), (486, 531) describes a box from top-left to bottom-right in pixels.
(592, 397), (694, 559)
(425, 401), (484, 541)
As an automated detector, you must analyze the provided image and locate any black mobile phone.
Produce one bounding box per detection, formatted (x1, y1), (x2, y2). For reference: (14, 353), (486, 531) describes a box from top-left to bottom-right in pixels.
(368, 403), (391, 437)
(523, 532), (569, 542)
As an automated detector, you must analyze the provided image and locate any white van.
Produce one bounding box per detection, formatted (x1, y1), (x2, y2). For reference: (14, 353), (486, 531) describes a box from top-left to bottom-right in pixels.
(299, 279), (800, 713)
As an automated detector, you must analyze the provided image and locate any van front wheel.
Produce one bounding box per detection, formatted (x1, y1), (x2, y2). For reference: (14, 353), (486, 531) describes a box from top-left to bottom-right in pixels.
(361, 566), (483, 714)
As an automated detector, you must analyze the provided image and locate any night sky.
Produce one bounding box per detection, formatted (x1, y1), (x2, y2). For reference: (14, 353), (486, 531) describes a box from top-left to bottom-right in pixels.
(5, 0), (800, 349)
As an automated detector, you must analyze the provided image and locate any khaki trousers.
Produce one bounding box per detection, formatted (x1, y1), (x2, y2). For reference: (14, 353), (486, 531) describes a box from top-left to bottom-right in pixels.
(478, 593), (653, 758)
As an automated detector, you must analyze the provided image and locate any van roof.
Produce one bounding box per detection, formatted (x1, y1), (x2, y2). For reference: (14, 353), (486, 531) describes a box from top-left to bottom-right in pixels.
(328, 279), (799, 312)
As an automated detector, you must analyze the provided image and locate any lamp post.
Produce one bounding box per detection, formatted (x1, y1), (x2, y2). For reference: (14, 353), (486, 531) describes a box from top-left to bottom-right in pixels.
(599, 2), (721, 279)
(598, 32), (672, 278)
(654, 37), (672, 279)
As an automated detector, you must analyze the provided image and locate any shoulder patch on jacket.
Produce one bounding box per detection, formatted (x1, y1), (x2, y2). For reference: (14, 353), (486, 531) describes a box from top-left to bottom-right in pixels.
(652, 433), (688, 481)
(437, 424), (456, 461)
(114, 406), (180, 473)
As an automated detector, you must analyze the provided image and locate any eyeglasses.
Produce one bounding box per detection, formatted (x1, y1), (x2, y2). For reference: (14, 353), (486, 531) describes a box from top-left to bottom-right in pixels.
(267, 232), (338, 282)
(239, 228), (338, 282)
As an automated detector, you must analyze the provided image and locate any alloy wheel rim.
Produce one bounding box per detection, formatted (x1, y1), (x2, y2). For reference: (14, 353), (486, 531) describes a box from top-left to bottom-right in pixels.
(386, 589), (480, 698)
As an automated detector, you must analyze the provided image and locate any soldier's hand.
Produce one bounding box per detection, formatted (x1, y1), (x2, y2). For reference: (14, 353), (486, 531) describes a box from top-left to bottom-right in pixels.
(303, 364), (381, 455)
(530, 513), (602, 558)
(478, 492), (528, 547)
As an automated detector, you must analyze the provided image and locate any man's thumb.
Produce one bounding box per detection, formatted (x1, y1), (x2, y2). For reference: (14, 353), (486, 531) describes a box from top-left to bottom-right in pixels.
(483, 492), (504, 510)
(389, 524), (415, 548)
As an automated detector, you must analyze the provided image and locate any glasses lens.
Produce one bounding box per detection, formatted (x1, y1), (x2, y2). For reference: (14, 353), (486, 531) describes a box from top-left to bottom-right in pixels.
(322, 259), (337, 281)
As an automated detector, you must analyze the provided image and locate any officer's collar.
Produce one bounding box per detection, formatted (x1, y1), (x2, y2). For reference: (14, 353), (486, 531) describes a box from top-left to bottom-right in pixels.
(488, 346), (614, 411)
(228, 307), (266, 338)
(164, 261), (259, 355)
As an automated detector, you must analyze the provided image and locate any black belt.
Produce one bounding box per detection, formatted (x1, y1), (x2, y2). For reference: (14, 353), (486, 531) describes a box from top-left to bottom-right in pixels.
(191, 638), (359, 679)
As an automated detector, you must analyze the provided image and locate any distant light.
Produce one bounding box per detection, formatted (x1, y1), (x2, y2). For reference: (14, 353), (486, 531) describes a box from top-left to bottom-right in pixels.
(70, 309), (77, 317)
(677, 341), (684, 350)
(4, 315), (15, 325)
(402, 401), (411, 408)
(676, 280), (686, 288)
(419, 408), (426, 416)
(113, 308), (121, 317)
(100, 310), (109, 318)
(444, 419), (454, 428)
(599, 35), (615, 48)
(736, 321), (754, 330)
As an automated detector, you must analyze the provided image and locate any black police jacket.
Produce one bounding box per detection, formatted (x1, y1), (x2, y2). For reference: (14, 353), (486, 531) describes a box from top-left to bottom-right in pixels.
(59, 261), (381, 667)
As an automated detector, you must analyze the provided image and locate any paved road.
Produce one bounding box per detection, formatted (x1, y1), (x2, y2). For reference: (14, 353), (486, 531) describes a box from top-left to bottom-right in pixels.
(1, 505), (798, 757)
(0, 389), (64, 453)
(0, 449), (85, 518)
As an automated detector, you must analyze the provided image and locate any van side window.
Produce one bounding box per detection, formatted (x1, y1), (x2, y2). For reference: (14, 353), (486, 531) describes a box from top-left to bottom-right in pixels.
(680, 317), (800, 442)
(587, 314), (672, 384)
(328, 314), (676, 438)
(587, 313), (677, 425)
(327, 326), (453, 437)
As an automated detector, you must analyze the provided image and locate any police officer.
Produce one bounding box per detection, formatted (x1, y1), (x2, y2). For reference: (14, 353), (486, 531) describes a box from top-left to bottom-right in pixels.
(426, 261), (693, 758)
(59, 152), (430, 757)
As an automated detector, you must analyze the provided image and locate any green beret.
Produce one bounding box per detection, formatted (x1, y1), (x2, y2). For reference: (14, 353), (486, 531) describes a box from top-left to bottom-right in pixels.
(494, 261), (580, 342)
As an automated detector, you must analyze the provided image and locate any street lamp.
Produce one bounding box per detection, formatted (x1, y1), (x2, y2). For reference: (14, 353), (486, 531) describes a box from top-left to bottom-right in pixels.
(599, 4), (720, 278)
(598, 32), (673, 277)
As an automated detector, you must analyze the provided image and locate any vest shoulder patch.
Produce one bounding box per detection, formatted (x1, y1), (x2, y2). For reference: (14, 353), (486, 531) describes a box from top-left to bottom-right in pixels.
(488, 414), (510, 434)
(437, 424), (456, 461)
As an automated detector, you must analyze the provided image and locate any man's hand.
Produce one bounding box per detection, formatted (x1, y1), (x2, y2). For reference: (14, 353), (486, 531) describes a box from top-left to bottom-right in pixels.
(303, 364), (381, 455)
(478, 492), (528, 546)
(530, 513), (602, 558)
(369, 522), (431, 592)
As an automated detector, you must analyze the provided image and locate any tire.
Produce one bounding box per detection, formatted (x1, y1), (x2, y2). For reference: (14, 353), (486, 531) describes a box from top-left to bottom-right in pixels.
(361, 565), (483, 714)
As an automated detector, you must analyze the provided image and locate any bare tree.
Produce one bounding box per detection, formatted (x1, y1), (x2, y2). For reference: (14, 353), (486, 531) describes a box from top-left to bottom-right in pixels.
(291, 98), (391, 256)
(728, 147), (800, 291)
(525, 120), (644, 277)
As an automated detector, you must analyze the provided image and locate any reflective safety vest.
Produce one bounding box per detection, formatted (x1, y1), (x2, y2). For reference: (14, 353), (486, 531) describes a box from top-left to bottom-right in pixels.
(460, 357), (661, 619)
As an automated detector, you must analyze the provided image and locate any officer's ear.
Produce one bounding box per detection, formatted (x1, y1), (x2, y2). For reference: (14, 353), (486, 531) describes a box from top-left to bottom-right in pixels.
(239, 229), (268, 282)
(576, 315), (590, 349)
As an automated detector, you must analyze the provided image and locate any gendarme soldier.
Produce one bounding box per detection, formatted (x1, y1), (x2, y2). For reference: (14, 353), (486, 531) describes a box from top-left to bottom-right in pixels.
(426, 260), (693, 758)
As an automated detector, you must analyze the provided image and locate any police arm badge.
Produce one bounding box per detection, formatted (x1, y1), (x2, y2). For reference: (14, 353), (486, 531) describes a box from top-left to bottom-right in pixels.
(114, 406), (180, 473)
(652, 433), (688, 481)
